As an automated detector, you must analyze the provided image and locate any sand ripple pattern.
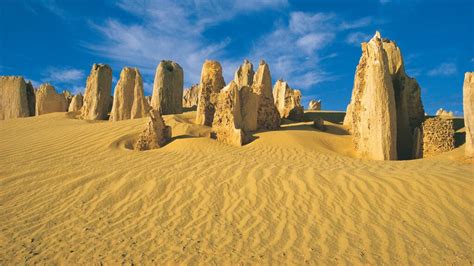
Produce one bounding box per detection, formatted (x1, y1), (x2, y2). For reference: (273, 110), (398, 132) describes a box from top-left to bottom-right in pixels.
(0, 113), (473, 264)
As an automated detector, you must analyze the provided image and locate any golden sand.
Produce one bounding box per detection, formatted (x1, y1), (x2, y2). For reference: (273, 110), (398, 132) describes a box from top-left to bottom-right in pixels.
(0, 111), (472, 264)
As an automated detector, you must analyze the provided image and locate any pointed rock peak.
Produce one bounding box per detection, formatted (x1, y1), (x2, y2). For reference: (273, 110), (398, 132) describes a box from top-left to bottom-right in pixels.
(243, 59), (250, 64)
(259, 60), (266, 65)
(374, 31), (381, 39)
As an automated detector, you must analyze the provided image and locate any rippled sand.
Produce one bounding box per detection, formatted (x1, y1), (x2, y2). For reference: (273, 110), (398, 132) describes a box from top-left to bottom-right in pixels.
(0, 111), (472, 264)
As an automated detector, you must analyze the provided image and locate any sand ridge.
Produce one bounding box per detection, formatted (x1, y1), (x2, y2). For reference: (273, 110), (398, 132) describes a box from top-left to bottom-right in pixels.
(0, 111), (473, 264)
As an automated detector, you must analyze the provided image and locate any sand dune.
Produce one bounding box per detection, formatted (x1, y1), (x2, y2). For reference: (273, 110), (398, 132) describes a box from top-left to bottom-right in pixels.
(0, 111), (473, 264)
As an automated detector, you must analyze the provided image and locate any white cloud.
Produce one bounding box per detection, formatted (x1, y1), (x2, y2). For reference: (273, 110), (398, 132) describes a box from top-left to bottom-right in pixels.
(43, 67), (85, 83)
(427, 63), (457, 77)
(85, 3), (371, 91)
(345, 32), (371, 46)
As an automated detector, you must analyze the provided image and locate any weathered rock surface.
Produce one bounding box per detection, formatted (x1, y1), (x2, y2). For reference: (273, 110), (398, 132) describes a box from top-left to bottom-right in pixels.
(435, 108), (454, 118)
(135, 109), (172, 151)
(343, 32), (425, 160)
(63, 90), (73, 106)
(80, 64), (112, 120)
(183, 84), (199, 110)
(110, 67), (149, 121)
(419, 117), (455, 158)
(308, 100), (321, 110)
(145, 96), (152, 106)
(252, 60), (280, 130)
(68, 93), (83, 112)
(151, 60), (183, 115)
(212, 81), (246, 146)
(0, 76), (33, 119)
(35, 83), (68, 115)
(464, 72), (474, 157)
(239, 85), (258, 131)
(196, 60), (226, 126)
(273, 79), (304, 121)
(234, 59), (254, 87)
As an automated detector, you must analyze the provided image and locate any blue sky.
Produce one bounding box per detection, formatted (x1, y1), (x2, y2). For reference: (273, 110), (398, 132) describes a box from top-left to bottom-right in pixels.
(1, 0), (472, 115)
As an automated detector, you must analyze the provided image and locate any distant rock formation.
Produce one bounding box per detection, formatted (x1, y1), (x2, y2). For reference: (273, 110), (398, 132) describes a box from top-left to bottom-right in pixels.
(343, 32), (425, 160)
(135, 109), (171, 151)
(212, 81), (246, 146)
(151, 60), (183, 115)
(435, 108), (454, 118)
(234, 59), (254, 87)
(308, 100), (321, 110)
(0, 76), (34, 119)
(416, 117), (455, 158)
(252, 60), (280, 130)
(63, 90), (73, 106)
(312, 117), (326, 131)
(80, 64), (112, 120)
(196, 60), (226, 126)
(110, 67), (149, 121)
(273, 79), (304, 121)
(145, 96), (152, 106)
(183, 84), (199, 110)
(35, 83), (68, 115)
(68, 93), (83, 112)
(464, 72), (474, 157)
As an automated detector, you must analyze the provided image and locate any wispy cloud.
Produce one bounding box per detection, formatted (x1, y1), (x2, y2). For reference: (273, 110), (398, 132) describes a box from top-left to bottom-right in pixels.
(427, 63), (457, 77)
(42, 67), (85, 83)
(24, 0), (67, 18)
(85, 2), (372, 91)
(345, 32), (371, 46)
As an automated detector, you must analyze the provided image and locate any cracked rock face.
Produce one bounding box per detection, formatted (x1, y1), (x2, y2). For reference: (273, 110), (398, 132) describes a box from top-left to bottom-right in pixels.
(252, 60), (280, 130)
(151, 60), (184, 115)
(110, 67), (149, 121)
(196, 60), (226, 126)
(135, 109), (172, 151)
(343, 31), (425, 160)
(464, 72), (474, 157)
(35, 83), (68, 115)
(212, 81), (246, 146)
(80, 64), (112, 120)
(0, 76), (34, 119)
(273, 79), (304, 121)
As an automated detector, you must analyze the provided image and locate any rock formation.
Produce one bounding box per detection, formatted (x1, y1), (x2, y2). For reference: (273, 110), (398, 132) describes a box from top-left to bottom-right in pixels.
(145, 96), (152, 107)
(135, 109), (172, 151)
(26, 81), (36, 116)
(35, 83), (69, 115)
(151, 60), (183, 115)
(110, 67), (149, 121)
(63, 90), (73, 106)
(343, 32), (425, 160)
(435, 108), (454, 118)
(312, 118), (326, 131)
(80, 64), (112, 120)
(252, 60), (280, 130)
(0, 76), (34, 119)
(464, 72), (474, 157)
(212, 81), (246, 146)
(308, 100), (321, 110)
(68, 93), (83, 112)
(273, 79), (304, 121)
(183, 84), (199, 110)
(239, 85), (258, 132)
(418, 117), (455, 158)
(234, 59), (254, 87)
(196, 60), (226, 126)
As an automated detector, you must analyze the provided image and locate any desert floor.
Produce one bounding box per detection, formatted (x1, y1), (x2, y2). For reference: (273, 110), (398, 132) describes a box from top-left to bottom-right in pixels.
(0, 111), (473, 264)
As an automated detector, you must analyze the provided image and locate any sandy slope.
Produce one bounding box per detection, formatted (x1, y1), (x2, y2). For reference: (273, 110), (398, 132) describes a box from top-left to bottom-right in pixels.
(0, 111), (472, 264)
